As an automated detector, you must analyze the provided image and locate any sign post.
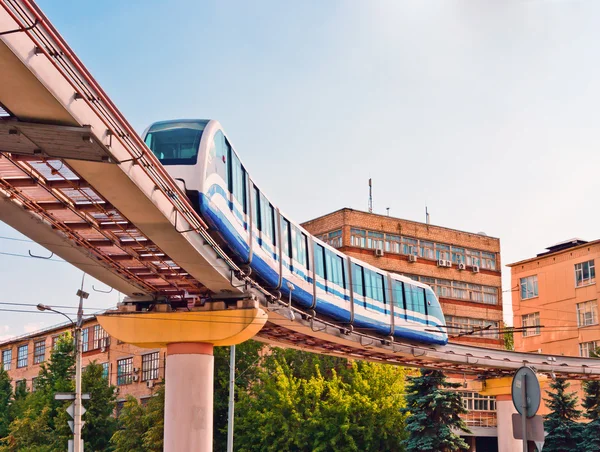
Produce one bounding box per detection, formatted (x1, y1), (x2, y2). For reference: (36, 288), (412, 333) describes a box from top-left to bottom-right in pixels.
(512, 366), (541, 452)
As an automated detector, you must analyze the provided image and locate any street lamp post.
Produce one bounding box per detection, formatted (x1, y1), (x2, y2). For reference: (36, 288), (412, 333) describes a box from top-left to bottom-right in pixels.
(37, 274), (88, 452)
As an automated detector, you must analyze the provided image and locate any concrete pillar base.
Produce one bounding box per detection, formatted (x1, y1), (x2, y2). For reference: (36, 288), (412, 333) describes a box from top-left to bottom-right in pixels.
(164, 342), (215, 452)
(496, 394), (521, 452)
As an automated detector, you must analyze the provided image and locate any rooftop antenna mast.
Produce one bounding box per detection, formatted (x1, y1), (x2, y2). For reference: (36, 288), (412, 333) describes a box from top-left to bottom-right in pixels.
(368, 178), (373, 213)
(426, 206), (430, 225)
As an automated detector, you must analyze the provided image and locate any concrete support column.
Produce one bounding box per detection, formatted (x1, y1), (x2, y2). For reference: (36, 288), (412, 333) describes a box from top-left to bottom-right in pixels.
(164, 342), (215, 452)
(496, 394), (521, 452)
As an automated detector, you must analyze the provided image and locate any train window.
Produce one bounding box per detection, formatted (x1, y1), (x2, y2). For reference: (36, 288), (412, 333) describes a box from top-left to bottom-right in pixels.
(230, 151), (246, 213)
(325, 249), (345, 289)
(259, 193), (275, 245)
(291, 226), (308, 269)
(352, 264), (365, 302)
(393, 281), (406, 311)
(252, 187), (260, 229)
(314, 244), (325, 279)
(281, 217), (291, 259)
(145, 120), (207, 166)
(405, 284), (426, 316)
(363, 269), (384, 303)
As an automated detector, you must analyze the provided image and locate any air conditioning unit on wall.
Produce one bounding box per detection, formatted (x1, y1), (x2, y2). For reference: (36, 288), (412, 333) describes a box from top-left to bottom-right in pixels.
(374, 248), (384, 257)
(437, 259), (451, 268)
(458, 263), (466, 271)
(147, 380), (154, 388)
(472, 265), (480, 273)
(408, 255), (417, 263)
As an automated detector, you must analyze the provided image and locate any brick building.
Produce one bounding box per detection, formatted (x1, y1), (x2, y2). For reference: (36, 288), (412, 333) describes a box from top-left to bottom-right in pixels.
(302, 208), (504, 348)
(302, 208), (504, 451)
(509, 238), (600, 415)
(0, 317), (161, 407)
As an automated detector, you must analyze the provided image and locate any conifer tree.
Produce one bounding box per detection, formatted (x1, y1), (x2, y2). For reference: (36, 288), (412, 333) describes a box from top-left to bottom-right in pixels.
(543, 378), (583, 452)
(81, 361), (117, 451)
(402, 369), (470, 452)
(582, 377), (600, 451)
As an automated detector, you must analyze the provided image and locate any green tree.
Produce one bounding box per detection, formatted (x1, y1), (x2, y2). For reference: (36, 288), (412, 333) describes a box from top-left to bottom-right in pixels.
(544, 378), (583, 452)
(110, 385), (164, 452)
(0, 370), (11, 439)
(142, 384), (164, 452)
(111, 396), (146, 452)
(213, 341), (265, 450)
(582, 377), (600, 452)
(402, 369), (470, 452)
(1, 334), (75, 451)
(235, 348), (407, 452)
(81, 361), (117, 451)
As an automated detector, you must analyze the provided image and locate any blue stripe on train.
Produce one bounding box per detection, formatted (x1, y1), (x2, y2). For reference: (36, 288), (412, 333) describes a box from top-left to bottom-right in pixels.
(198, 191), (448, 345)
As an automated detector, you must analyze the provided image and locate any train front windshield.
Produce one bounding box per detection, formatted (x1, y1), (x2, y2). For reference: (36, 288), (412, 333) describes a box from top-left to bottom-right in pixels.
(144, 120), (209, 165)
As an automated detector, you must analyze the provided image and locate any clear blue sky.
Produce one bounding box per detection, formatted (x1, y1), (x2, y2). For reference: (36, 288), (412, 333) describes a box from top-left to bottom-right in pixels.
(2, 0), (600, 337)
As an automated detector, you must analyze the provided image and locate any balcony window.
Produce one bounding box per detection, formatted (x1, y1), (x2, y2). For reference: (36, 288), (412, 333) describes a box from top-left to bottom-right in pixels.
(521, 312), (541, 337)
(520, 275), (538, 300)
(367, 231), (384, 250)
(419, 241), (435, 260)
(385, 234), (401, 253)
(580, 341), (599, 358)
(577, 300), (598, 327)
(402, 237), (418, 256)
(575, 260), (596, 287)
(436, 244), (450, 261)
(451, 247), (465, 264)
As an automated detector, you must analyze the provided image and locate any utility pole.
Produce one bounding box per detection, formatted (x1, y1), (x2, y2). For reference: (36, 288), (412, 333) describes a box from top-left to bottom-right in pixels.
(74, 275), (87, 452)
(227, 344), (236, 452)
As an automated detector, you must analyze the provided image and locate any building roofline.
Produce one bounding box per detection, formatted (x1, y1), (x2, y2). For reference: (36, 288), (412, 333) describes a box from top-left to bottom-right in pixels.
(302, 207), (500, 241)
(0, 315), (99, 348)
(507, 238), (600, 267)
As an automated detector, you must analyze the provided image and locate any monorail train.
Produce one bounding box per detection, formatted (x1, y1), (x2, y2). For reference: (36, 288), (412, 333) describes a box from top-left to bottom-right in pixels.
(142, 119), (448, 345)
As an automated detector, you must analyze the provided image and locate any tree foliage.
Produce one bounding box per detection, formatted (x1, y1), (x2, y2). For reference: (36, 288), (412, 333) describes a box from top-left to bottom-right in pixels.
(0, 335), (117, 452)
(234, 347), (408, 452)
(110, 384), (164, 452)
(581, 377), (600, 452)
(0, 370), (11, 439)
(402, 369), (470, 452)
(543, 378), (583, 452)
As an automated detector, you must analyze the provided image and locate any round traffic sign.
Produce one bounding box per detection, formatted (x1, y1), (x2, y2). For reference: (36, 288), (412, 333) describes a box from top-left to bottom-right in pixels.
(511, 366), (541, 418)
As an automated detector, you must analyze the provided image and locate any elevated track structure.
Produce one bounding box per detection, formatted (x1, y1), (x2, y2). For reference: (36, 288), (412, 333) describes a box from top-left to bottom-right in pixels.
(0, 0), (599, 382)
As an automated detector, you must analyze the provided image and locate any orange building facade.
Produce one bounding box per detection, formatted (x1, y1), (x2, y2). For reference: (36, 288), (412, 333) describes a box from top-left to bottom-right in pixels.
(509, 238), (600, 415)
(0, 317), (162, 408)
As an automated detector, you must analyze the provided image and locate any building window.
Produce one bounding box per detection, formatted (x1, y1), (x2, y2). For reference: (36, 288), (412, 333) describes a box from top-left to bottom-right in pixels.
(402, 237), (418, 255)
(577, 300), (598, 327)
(466, 249), (481, 267)
(33, 340), (45, 364)
(575, 260), (596, 287)
(323, 230), (342, 248)
(350, 228), (366, 247)
(436, 243), (451, 261)
(15, 379), (26, 393)
(461, 392), (496, 411)
(32, 377), (39, 392)
(451, 247), (465, 264)
(444, 316), (500, 339)
(1, 349), (11, 371)
(385, 234), (401, 253)
(81, 328), (89, 352)
(520, 276), (538, 300)
(142, 352), (160, 381)
(92, 325), (109, 350)
(102, 362), (109, 380)
(419, 241), (435, 260)
(367, 231), (384, 250)
(411, 274), (497, 305)
(521, 312), (541, 337)
(580, 341), (599, 358)
(117, 357), (133, 385)
(17, 345), (28, 368)
(481, 252), (497, 270)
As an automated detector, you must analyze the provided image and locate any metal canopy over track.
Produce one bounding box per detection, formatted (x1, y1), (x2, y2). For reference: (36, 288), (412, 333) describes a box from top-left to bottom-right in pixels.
(1, 0), (600, 379)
